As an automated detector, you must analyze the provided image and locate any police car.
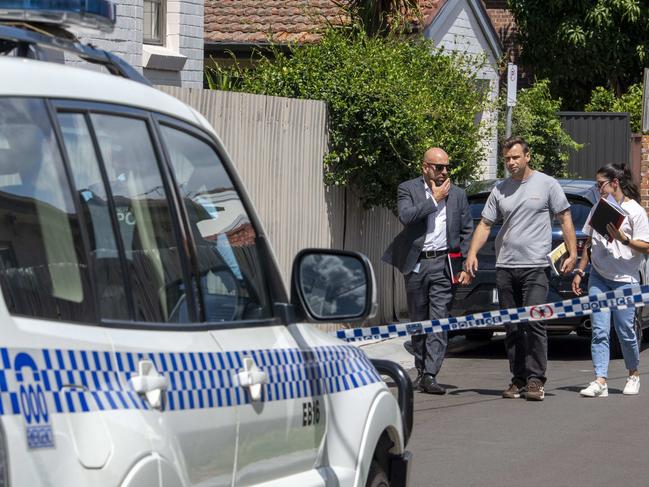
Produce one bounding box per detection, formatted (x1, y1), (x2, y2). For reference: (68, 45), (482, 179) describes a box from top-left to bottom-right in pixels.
(0, 1), (412, 485)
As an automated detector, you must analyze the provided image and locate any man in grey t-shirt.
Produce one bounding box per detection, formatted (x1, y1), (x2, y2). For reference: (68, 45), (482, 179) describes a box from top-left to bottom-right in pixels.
(465, 136), (577, 401)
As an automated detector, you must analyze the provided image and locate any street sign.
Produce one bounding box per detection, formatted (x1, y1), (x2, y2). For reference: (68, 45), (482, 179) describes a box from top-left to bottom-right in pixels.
(642, 68), (649, 133)
(507, 63), (517, 107)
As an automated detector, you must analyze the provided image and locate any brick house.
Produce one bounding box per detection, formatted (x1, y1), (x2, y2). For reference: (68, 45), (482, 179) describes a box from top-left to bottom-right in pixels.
(205, 0), (503, 179)
(72, 0), (204, 88)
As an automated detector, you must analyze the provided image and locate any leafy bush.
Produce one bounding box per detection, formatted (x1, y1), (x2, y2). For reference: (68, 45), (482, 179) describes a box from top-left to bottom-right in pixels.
(218, 27), (491, 209)
(585, 84), (643, 133)
(499, 79), (581, 177)
(205, 57), (245, 91)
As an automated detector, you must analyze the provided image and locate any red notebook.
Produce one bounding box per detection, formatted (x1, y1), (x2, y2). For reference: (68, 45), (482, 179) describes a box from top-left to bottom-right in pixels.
(447, 252), (463, 284)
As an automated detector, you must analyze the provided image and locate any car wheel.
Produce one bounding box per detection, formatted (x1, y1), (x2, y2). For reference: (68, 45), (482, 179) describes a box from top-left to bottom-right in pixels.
(643, 326), (649, 342)
(642, 313), (649, 342)
(610, 328), (623, 360)
(465, 330), (494, 342)
(366, 460), (390, 487)
(635, 310), (644, 348)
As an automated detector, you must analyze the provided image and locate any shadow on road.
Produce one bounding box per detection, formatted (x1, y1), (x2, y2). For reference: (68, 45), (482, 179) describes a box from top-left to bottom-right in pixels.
(444, 333), (625, 361)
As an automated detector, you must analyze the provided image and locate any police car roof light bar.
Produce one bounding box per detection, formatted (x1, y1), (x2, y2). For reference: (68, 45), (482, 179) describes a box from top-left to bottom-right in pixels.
(0, 23), (151, 86)
(0, 0), (116, 32)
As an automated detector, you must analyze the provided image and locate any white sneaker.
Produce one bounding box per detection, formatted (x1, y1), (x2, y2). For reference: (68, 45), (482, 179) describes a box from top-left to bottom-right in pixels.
(623, 376), (640, 395)
(580, 381), (608, 397)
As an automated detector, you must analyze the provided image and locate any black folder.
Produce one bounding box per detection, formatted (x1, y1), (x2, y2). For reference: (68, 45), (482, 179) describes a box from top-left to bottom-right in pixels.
(587, 197), (626, 242)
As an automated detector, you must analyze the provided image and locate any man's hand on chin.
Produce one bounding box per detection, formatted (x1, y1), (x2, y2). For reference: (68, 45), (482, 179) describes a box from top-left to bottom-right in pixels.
(431, 178), (450, 202)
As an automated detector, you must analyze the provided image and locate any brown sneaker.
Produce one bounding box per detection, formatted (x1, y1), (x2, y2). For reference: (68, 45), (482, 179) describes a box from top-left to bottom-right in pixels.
(526, 379), (545, 401)
(502, 383), (525, 399)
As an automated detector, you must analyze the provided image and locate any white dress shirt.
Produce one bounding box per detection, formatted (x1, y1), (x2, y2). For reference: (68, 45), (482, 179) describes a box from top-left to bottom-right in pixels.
(422, 179), (447, 251)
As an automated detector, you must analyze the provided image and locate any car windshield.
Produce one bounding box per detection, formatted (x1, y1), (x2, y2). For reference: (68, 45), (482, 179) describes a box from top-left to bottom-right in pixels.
(469, 197), (592, 229)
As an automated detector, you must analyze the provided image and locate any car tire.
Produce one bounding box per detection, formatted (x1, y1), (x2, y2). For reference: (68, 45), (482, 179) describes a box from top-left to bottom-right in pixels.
(366, 460), (390, 487)
(643, 326), (649, 342)
(610, 311), (642, 360)
(642, 312), (649, 342)
(465, 330), (494, 342)
(635, 310), (644, 348)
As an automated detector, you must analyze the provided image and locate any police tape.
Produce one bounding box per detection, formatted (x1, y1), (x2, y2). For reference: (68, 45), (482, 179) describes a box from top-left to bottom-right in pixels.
(334, 284), (649, 342)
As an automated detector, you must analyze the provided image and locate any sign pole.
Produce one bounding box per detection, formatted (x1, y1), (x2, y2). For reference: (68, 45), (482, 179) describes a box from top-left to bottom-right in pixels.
(504, 63), (518, 177)
(642, 68), (649, 134)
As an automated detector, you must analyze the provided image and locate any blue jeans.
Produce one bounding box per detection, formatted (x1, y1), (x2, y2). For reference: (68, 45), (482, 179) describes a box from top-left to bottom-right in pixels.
(589, 270), (640, 378)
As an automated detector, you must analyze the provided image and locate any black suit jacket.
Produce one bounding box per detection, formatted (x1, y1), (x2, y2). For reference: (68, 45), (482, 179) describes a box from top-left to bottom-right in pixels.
(382, 177), (474, 275)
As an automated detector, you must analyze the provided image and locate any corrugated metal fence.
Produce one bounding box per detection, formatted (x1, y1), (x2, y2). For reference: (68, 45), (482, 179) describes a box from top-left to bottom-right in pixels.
(560, 112), (631, 178)
(158, 87), (406, 324)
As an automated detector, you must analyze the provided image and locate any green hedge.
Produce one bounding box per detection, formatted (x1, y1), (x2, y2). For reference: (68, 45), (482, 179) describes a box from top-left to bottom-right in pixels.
(213, 28), (491, 210)
(586, 84), (643, 133)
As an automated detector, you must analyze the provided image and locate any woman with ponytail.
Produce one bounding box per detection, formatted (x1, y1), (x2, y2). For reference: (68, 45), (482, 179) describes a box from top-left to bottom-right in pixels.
(572, 163), (649, 397)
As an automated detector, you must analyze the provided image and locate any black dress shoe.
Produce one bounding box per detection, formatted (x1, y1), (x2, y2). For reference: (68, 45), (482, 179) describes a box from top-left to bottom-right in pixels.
(412, 369), (423, 388)
(419, 374), (446, 395)
(403, 339), (415, 356)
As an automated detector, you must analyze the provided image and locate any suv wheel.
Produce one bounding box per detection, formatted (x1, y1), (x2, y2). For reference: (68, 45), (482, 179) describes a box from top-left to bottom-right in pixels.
(642, 313), (649, 342)
(465, 330), (494, 342)
(366, 460), (390, 487)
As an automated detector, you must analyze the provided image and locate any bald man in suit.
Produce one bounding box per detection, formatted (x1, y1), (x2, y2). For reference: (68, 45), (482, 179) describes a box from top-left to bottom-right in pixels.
(383, 148), (474, 394)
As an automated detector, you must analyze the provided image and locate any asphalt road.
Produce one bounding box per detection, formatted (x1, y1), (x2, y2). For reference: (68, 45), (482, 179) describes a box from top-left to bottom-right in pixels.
(405, 334), (649, 487)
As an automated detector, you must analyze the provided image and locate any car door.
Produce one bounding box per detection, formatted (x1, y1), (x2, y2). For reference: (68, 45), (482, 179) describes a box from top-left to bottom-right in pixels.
(157, 120), (326, 486)
(55, 104), (237, 487)
(0, 97), (160, 486)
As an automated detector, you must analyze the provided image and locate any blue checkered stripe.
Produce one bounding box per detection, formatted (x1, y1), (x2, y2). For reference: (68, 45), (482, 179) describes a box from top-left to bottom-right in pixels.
(335, 284), (649, 342)
(0, 348), (128, 417)
(0, 344), (381, 417)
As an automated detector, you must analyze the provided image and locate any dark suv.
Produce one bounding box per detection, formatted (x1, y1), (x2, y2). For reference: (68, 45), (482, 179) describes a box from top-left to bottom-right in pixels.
(452, 179), (648, 355)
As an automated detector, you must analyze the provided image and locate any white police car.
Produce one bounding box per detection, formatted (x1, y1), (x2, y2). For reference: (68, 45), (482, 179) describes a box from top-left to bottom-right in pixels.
(0, 1), (412, 486)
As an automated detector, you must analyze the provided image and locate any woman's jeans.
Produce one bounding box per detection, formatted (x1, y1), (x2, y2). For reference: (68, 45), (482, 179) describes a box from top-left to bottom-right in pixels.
(589, 270), (640, 378)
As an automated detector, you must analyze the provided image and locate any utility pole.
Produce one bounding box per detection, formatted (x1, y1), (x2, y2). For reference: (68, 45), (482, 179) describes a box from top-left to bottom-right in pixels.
(505, 63), (517, 177)
(642, 68), (649, 133)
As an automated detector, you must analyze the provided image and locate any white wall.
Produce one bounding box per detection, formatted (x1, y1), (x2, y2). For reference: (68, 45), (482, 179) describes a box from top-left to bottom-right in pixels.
(424, 0), (500, 180)
(72, 0), (203, 88)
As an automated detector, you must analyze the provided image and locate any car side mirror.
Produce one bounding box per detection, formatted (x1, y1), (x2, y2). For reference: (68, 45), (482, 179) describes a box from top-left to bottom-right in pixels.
(290, 249), (377, 323)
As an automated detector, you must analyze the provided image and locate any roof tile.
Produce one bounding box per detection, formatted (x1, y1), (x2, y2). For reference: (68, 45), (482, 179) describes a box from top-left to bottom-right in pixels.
(204, 0), (448, 45)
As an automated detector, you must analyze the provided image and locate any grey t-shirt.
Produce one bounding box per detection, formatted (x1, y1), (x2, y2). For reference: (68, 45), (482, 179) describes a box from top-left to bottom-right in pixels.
(481, 171), (569, 268)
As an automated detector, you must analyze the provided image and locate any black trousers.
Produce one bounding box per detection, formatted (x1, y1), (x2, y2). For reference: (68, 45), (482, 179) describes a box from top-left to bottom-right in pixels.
(496, 267), (550, 385)
(404, 255), (453, 377)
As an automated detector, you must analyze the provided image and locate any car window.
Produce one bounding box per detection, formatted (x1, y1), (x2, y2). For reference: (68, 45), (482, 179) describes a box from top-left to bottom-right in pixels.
(91, 114), (189, 323)
(160, 124), (272, 323)
(469, 199), (487, 222)
(468, 197), (502, 224)
(0, 98), (95, 322)
(57, 112), (129, 320)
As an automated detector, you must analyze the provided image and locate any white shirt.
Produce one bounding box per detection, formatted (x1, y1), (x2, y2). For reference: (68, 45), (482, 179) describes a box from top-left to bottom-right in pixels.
(422, 179), (447, 251)
(583, 198), (649, 283)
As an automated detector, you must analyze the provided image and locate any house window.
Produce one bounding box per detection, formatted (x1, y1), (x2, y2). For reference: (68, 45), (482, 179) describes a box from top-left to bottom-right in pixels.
(144, 0), (164, 44)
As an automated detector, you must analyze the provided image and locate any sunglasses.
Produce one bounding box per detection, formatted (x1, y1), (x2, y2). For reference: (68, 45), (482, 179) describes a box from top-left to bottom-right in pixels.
(596, 180), (610, 189)
(425, 163), (451, 172)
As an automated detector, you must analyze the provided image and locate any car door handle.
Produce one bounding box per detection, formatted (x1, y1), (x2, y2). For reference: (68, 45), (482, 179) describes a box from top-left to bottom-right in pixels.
(129, 360), (168, 410)
(236, 357), (267, 402)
